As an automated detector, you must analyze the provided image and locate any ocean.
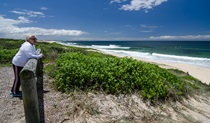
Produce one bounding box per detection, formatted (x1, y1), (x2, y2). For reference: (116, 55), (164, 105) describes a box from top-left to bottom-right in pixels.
(58, 41), (210, 68)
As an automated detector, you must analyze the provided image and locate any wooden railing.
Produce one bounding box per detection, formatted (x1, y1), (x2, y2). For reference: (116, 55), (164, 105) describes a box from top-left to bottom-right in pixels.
(20, 57), (44, 123)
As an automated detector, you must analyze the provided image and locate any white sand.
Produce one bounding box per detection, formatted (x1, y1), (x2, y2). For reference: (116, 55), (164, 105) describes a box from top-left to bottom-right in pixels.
(149, 60), (210, 85)
(102, 52), (210, 85)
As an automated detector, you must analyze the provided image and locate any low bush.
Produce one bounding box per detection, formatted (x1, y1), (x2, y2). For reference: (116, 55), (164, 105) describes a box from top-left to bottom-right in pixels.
(0, 39), (22, 64)
(54, 52), (186, 101)
(0, 49), (18, 64)
(0, 38), (23, 49)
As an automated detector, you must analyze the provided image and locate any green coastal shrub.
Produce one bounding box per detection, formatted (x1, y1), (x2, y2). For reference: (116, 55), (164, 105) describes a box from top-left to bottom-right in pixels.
(0, 49), (18, 64)
(0, 38), (23, 49)
(0, 39), (22, 64)
(54, 52), (185, 101)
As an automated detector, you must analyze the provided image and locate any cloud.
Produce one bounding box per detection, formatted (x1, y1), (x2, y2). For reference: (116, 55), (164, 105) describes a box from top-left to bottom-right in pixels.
(149, 35), (210, 40)
(40, 7), (48, 10)
(109, 32), (121, 35)
(140, 24), (157, 32)
(140, 24), (157, 29)
(10, 9), (45, 17)
(67, 34), (210, 41)
(140, 30), (152, 33)
(124, 24), (157, 32)
(0, 15), (85, 39)
(110, 0), (127, 4)
(74, 34), (210, 41)
(104, 31), (121, 35)
(17, 16), (32, 23)
(111, 0), (168, 12)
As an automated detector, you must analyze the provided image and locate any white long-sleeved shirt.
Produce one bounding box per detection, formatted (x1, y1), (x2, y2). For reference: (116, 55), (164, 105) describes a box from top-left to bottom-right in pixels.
(12, 42), (42, 67)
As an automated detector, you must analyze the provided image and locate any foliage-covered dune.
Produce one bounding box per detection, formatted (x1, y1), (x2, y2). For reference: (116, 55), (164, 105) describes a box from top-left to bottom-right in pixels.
(54, 52), (185, 101)
(1, 38), (209, 103)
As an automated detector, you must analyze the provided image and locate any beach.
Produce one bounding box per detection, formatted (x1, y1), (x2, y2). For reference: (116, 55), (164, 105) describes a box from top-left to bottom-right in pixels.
(1, 39), (210, 123)
(1, 65), (210, 123)
(1, 0), (210, 122)
(151, 61), (210, 85)
(56, 40), (210, 85)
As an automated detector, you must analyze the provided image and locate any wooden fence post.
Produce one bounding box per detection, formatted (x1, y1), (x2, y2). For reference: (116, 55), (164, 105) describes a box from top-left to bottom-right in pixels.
(20, 59), (40, 123)
(36, 59), (45, 123)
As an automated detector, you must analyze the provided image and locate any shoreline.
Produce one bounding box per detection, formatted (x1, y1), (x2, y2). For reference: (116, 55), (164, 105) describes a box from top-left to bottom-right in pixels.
(101, 51), (210, 85)
(39, 41), (210, 84)
(1, 39), (210, 122)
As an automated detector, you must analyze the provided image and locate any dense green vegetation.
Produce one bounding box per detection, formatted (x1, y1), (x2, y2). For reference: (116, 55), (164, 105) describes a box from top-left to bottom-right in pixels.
(0, 38), (23, 64)
(54, 52), (186, 101)
(168, 69), (210, 94)
(1, 38), (209, 102)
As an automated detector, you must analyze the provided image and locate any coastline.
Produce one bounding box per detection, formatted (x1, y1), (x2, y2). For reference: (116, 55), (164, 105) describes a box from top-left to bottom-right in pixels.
(39, 40), (210, 84)
(101, 51), (210, 85)
(1, 39), (210, 122)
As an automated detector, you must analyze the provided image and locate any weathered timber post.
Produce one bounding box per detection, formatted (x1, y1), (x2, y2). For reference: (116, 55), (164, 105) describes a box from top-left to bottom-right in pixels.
(36, 58), (45, 123)
(20, 58), (41, 123)
(36, 48), (45, 123)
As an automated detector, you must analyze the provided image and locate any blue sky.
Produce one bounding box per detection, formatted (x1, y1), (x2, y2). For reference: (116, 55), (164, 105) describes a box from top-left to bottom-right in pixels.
(0, 0), (210, 41)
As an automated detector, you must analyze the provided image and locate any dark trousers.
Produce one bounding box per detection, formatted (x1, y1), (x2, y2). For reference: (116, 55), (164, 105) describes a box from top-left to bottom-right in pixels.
(11, 64), (23, 94)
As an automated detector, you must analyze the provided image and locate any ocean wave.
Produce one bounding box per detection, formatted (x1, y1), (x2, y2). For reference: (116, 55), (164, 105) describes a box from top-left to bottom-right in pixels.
(56, 41), (210, 68)
(67, 42), (77, 45)
(99, 49), (210, 68)
(91, 45), (130, 49)
(152, 53), (210, 61)
(58, 42), (80, 47)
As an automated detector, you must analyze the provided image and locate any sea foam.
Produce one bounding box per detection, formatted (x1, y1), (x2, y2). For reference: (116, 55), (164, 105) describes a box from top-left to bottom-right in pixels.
(59, 42), (210, 68)
(92, 46), (210, 68)
(91, 45), (130, 49)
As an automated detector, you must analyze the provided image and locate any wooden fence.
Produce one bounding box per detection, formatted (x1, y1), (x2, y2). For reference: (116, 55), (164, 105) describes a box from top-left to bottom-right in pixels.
(20, 57), (44, 123)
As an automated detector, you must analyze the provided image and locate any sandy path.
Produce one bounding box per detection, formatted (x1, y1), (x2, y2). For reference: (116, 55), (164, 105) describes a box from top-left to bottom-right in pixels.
(0, 67), (73, 123)
(0, 67), (25, 123)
